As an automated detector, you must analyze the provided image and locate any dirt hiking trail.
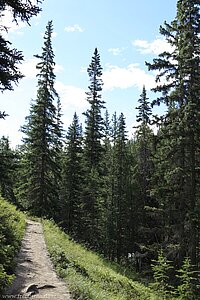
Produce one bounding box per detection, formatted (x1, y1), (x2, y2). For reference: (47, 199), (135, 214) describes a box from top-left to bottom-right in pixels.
(4, 220), (72, 299)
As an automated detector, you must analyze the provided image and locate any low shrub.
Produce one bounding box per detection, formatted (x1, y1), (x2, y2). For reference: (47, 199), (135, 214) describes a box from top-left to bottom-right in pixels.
(0, 197), (26, 294)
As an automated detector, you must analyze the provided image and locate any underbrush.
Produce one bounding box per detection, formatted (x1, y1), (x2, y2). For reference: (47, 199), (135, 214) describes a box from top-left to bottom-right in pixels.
(43, 219), (161, 300)
(0, 197), (26, 294)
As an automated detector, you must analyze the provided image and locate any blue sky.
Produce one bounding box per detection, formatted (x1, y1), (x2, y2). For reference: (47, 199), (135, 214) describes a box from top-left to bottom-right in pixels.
(0, 0), (177, 147)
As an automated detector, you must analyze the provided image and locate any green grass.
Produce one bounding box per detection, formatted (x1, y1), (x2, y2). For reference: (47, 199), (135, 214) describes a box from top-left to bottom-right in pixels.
(43, 219), (161, 300)
(0, 197), (26, 294)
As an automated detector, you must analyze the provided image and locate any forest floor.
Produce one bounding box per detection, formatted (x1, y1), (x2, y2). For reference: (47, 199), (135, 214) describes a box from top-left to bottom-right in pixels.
(4, 220), (72, 300)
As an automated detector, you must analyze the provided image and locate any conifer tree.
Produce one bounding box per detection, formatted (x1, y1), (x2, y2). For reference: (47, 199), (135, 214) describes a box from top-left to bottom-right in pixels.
(105, 112), (118, 259)
(61, 112), (84, 238)
(101, 110), (113, 256)
(0, 136), (16, 203)
(0, 34), (23, 92)
(20, 21), (63, 219)
(116, 113), (130, 261)
(135, 86), (153, 208)
(14, 144), (30, 209)
(0, 0), (43, 116)
(82, 48), (105, 248)
(151, 249), (174, 298)
(146, 0), (200, 267)
(109, 113), (130, 261)
(176, 257), (198, 299)
(134, 87), (161, 266)
(83, 47), (105, 169)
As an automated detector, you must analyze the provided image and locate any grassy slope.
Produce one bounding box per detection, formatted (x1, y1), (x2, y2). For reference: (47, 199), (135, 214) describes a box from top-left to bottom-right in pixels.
(0, 197), (26, 294)
(43, 219), (161, 300)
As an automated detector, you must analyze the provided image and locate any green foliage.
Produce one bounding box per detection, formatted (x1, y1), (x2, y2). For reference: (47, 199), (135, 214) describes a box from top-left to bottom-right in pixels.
(0, 34), (23, 93)
(176, 257), (199, 300)
(146, 0), (200, 267)
(43, 219), (160, 300)
(83, 47), (105, 169)
(0, 196), (26, 294)
(110, 113), (130, 261)
(61, 112), (84, 237)
(0, 0), (43, 93)
(0, 264), (14, 295)
(0, 137), (17, 203)
(151, 249), (173, 299)
(81, 48), (106, 248)
(0, 2), (199, 299)
(19, 20), (63, 219)
(135, 85), (152, 126)
(133, 87), (160, 267)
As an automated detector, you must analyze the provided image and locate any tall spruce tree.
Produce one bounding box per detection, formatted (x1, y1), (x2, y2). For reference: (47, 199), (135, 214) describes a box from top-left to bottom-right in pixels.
(105, 112), (118, 259)
(134, 87), (161, 267)
(115, 113), (129, 261)
(101, 110), (113, 256)
(146, 0), (200, 267)
(135, 86), (153, 209)
(83, 47), (105, 168)
(20, 21), (63, 219)
(61, 112), (84, 238)
(82, 48), (105, 248)
(109, 113), (130, 261)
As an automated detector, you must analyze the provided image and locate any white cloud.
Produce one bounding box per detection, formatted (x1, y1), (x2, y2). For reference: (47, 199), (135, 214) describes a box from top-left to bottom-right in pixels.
(64, 24), (84, 33)
(55, 81), (87, 110)
(103, 64), (155, 91)
(133, 38), (174, 55)
(20, 58), (38, 79)
(108, 47), (126, 56)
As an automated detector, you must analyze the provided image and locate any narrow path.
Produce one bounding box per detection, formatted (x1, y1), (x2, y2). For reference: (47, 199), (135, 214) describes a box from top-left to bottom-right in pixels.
(4, 220), (72, 299)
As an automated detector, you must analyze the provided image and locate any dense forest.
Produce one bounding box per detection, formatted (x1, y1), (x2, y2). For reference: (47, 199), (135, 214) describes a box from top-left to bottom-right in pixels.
(0, 0), (199, 298)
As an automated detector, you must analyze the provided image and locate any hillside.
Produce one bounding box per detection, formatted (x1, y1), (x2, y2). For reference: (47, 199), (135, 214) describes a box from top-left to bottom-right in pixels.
(43, 219), (161, 300)
(1, 198), (197, 299)
(0, 197), (160, 299)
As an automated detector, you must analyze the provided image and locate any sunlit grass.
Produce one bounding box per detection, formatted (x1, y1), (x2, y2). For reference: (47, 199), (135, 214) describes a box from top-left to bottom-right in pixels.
(43, 219), (161, 300)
